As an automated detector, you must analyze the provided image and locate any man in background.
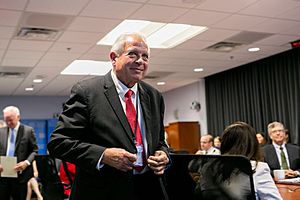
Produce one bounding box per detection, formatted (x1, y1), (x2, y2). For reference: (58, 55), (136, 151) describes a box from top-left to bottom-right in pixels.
(0, 106), (38, 200)
(196, 134), (220, 155)
(47, 32), (169, 200)
(263, 121), (300, 178)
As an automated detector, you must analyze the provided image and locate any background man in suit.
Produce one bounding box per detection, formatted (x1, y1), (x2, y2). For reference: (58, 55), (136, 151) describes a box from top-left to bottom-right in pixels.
(47, 32), (170, 200)
(263, 121), (300, 178)
(196, 134), (220, 155)
(0, 106), (38, 200)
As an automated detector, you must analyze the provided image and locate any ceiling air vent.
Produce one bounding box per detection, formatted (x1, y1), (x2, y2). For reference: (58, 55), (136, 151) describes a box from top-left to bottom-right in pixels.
(0, 72), (26, 78)
(203, 42), (243, 53)
(16, 27), (58, 41)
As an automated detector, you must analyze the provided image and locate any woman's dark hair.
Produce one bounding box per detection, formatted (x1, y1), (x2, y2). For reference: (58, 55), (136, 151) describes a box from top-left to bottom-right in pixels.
(220, 121), (263, 162)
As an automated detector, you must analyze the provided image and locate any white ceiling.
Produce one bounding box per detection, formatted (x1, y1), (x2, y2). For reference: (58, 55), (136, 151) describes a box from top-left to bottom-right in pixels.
(0, 0), (299, 96)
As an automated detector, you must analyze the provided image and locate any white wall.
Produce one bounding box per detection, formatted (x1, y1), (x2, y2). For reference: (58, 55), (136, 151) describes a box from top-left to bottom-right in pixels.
(0, 96), (68, 119)
(162, 79), (207, 135)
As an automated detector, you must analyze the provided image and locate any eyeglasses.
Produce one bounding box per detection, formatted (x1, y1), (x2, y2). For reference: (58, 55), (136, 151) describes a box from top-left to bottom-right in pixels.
(124, 51), (149, 62)
(271, 129), (285, 134)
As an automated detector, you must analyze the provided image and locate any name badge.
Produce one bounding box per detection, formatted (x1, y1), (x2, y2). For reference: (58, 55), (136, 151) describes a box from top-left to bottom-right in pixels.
(135, 144), (144, 166)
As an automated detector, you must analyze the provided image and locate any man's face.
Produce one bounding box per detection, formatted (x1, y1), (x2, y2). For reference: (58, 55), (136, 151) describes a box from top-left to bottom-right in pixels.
(200, 136), (212, 151)
(3, 111), (19, 129)
(112, 35), (149, 88)
(269, 124), (286, 145)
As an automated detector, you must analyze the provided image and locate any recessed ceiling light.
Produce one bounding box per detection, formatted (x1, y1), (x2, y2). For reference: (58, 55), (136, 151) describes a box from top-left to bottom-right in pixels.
(248, 47), (260, 52)
(157, 81), (166, 86)
(194, 68), (204, 72)
(25, 87), (34, 91)
(61, 60), (112, 75)
(97, 19), (208, 49)
(33, 79), (43, 83)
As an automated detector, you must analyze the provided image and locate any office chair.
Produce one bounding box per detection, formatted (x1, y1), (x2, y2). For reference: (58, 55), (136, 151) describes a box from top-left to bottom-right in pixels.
(165, 154), (255, 200)
(35, 155), (65, 200)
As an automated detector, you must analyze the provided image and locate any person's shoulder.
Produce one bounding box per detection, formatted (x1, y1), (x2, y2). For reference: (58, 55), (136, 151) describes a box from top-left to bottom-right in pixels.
(20, 124), (34, 132)
(262, 144), (273, 150)
(139, 81), (162, 96)
(286, 143), (300, 150)
(252, 161), (270, 173)
(77, 76), (105, 87)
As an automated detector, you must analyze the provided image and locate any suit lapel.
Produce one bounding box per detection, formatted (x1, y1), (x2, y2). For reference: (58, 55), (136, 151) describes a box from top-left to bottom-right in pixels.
(14, 124), (24, 153)
(103, 73), (135, 147)
(270, 145), (281, 168)
(139, 84), (153, 153)
(0, 127), (9, 154)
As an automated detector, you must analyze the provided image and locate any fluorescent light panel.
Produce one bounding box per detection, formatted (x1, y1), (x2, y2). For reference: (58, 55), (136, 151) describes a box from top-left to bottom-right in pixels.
(97, 20), (208, 49)
(61, 60), (112, 76)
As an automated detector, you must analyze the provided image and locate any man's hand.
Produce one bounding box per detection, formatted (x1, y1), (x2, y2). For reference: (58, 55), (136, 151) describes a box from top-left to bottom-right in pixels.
(102, 148), (137, 172)
(285, 169), (300, 178)
(0, 164), (3, 172)
(147, 150), (169, 175)
(14, 161), (29, 173)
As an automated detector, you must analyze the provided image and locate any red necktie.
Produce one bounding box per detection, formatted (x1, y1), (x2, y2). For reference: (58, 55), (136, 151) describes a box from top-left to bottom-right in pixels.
(125, 90), (146, 171)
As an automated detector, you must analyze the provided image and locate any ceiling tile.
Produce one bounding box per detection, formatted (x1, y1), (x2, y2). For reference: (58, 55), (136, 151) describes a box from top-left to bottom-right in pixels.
(42, 52), (82, 61)
(0, 39), (9, 49)
(277, 6), (300, 21)
(175, 40), (215, 50)
(58, 31), (103, 44)
(250, 19), (300, 34)
(0, 78), (23, 95)
(49, 42), (93, 54)
(174, 9), (231, 26)
(130, 4), (188, 22)
(67, 17), (120, 33)
(192, 28), (239, 42)
(36, 59), (71, 69)
(0, 0), (27, 10)
(0, 26), (15, 39)
(2, 58), (38, 67)
(212, 14), (267, 30)
(26, 0), (91, 15)
(5, 50), (44, 59)
(196, 0), (257, 13)
(148, 0), (201, 8)
(81, 0), (143, 19)
(8, 40), (53, 51)
(0, 10), (22, 26)
(256, 34), (300, 46)
(239, 0), (300, 17)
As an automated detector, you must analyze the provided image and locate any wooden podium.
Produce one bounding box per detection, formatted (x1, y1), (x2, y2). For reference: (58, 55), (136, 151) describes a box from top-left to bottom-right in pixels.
(165, 122), (200, 154)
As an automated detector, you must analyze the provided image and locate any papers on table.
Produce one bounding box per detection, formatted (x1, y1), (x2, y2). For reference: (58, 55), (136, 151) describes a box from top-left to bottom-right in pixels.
(277, 177), (300, 184)
(0, 156), (17, 178)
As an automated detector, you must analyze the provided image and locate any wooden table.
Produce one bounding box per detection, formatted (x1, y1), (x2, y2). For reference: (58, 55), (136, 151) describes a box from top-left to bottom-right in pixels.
(276, 183), (300, 200)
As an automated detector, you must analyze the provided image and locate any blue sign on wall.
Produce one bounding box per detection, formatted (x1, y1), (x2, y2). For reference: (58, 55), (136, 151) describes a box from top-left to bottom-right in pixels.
(21, 119), (58, 155)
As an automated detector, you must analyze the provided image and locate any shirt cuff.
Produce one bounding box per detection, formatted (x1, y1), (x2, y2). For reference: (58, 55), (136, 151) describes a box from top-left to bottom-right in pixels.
(96, 153), (105, 170)
(25, 160), (30, 166)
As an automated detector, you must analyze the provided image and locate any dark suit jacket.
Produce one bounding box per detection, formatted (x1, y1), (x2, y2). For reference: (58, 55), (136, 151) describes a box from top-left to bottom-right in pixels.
(263, 143), (300, 173)
(0, 124), (38, 183)
(47, 71), (169, 200)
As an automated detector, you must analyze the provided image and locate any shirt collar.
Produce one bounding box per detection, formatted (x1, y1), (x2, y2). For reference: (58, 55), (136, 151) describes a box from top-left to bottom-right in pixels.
(111, 70), (138, 98)
(273, 142), (285, 149)
(10, 122), (20, 132)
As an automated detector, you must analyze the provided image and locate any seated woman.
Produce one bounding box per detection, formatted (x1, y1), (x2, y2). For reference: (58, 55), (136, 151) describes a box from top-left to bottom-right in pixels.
(220, 122), (282, 200)
(256, 132), (267, 146)
(26, 160), (43, 200)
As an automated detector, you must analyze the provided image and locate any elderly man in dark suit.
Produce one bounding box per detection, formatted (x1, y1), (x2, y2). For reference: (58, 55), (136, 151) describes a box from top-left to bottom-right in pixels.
(0, 106), (38, 200)
(263, 121), (300, 178)
(47, 32), (170, 200)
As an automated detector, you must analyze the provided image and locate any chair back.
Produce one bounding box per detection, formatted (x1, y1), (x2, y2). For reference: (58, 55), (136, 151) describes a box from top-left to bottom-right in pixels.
(35, 155), (65, 200)
(165, 154), (255, 200)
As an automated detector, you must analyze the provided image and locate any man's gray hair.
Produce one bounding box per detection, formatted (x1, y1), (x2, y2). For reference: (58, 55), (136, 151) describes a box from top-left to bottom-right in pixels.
(3, 106), (21, 116)
(110, 32), (149, 56)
